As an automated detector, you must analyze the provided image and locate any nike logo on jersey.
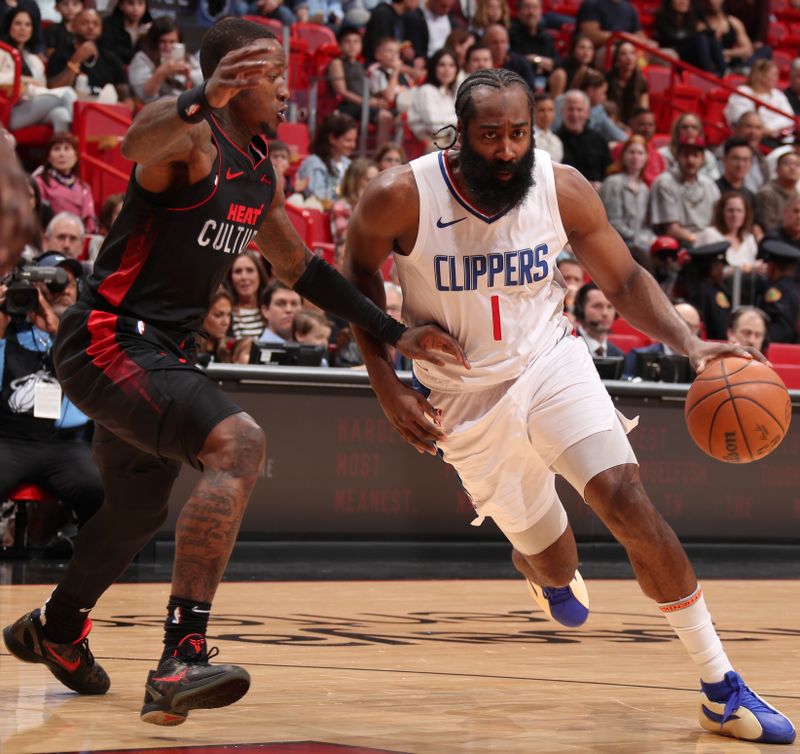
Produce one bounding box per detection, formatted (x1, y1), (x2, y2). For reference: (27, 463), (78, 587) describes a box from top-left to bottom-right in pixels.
(226, 168), (244, 180)
(437, 216), (467, 228)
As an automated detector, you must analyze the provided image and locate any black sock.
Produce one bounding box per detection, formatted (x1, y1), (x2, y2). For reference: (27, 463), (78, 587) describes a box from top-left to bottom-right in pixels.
(41, 587), (94, 644)
(161, 595), (212, 661)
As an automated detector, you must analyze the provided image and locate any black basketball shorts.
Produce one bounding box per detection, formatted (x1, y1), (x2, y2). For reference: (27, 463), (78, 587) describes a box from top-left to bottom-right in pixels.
(53, 302), (243, 469)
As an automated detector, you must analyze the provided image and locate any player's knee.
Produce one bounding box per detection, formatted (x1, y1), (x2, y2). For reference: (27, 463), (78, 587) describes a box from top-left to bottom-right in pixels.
(585, 464), (654, 536)
(201, 412), (265, 475)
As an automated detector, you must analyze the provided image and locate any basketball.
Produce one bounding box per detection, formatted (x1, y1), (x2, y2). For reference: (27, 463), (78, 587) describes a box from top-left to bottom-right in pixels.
(685, 356), (792, 463)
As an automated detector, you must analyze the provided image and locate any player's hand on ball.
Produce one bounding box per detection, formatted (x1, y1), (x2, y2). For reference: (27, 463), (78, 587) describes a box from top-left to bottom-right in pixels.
(687, 339), (767, 375)
(376, 382), (445, 455)
(395, 324), (470, 369)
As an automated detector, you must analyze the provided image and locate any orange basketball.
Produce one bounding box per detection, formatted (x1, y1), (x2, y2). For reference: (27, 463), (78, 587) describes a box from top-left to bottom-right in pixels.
(684, 356), (792, 463)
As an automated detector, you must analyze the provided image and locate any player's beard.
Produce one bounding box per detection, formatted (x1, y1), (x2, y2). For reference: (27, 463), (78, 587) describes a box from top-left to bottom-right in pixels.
(458, 138), (535, 216)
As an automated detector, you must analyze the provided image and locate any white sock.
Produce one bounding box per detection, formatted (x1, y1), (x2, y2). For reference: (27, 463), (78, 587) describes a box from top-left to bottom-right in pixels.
(658, 584), (733, 684)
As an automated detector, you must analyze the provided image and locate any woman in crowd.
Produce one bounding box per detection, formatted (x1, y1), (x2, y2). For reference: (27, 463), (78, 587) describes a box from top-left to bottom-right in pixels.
(606, 40), (649, 125)
(225, 250), (270, 339)
(472, 0), (510, 34)
(297, 112), (358, 207)
(699, 0), (756, 73)
(407, 48), (460, 153)
(695, 191), (760, 273)
(658, 112), (720, 181)
(600, 135), (656, 261)
(128, 16), (202, 103)
(196, 289), (254, 366)
(374, 142), (406, 171)
(100, 0), (152, 65)
(550, 34), (597, 96)
(32, 133), (96, 234)
(445, 28), (477, 75)
(331, 158), (378, 246)
(653, 0), (725, 75)
(724, 60), (796, 147)
(0, 8), (77, 133)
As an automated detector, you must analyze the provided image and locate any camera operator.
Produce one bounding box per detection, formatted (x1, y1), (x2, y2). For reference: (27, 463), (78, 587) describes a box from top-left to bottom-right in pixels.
(0, 252), (103, 554)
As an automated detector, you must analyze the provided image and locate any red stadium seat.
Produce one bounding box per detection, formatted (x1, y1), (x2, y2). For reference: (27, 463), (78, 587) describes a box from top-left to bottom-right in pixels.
(1, 483), (57, 558)
(704, 87), (733, 146)
(642, 65), (674, 97)
(277, 121), (310, 163)
(609, 333), (651, 353)
(767, 342), (800, 364)
(292, 22), (337, 49)
(772, 363), (800, 389)
(611, 318), (653, 345)
(242, 15), (284, 36)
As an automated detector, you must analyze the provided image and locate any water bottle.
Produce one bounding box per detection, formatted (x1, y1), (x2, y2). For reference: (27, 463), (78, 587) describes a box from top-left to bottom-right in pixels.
(75, 74), (90, 98)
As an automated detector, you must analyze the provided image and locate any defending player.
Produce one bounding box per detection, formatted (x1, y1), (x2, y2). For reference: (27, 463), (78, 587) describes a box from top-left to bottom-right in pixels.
(345, 69), (795, 744)
(2, 19), (466, 726)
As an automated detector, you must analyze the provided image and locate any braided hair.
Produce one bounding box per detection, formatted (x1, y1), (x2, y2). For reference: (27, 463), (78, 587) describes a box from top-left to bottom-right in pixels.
(438, 69), (536, 149)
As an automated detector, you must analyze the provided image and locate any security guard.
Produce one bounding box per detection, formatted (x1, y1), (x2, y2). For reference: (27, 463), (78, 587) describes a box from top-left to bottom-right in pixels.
(757, 239), (800, 344)
(683, 241), (732, 340)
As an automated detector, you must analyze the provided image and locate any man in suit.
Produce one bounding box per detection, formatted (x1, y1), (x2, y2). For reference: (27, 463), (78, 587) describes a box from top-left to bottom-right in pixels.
(574, 282), (623, 358)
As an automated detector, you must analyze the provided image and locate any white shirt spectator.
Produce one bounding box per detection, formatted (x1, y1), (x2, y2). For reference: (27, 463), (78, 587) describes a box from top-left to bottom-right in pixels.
(724, 86), (796, 137)
(407, 83), (457, 142)
(423, 4), (453, 57)
(534, 126), (563, 163)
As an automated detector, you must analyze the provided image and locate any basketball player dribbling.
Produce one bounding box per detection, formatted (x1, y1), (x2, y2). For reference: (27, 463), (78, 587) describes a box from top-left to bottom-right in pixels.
(345, 69), (795, 744)
(2, 19), (466, 726)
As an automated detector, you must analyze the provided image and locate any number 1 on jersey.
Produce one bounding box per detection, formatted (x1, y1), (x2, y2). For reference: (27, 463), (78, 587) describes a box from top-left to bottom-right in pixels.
(491, 295), (502, 341)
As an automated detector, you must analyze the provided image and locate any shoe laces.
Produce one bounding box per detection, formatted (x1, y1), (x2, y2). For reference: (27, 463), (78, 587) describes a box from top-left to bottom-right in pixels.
(720, 673), (772, 724)
(75, 637), (96, 667)
(542, 586), (574, 605)
(173, 633), (219, 664)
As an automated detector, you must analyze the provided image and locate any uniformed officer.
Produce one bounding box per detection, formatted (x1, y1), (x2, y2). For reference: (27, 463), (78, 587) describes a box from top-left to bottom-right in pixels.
(682, 240), (732, 340)
(757, 238), (800, 343)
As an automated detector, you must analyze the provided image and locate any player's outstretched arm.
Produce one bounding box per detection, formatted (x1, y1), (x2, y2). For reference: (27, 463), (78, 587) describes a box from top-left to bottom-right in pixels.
(344, 167), (468, 454)
(555, 164), (762, 373)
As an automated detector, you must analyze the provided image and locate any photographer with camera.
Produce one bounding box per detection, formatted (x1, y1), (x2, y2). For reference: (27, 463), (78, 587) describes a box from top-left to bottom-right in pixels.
(0, 252), (103, 554)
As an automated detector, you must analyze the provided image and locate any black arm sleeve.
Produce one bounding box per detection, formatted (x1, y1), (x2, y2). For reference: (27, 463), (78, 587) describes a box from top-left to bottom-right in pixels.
(293, 255), (407, 344)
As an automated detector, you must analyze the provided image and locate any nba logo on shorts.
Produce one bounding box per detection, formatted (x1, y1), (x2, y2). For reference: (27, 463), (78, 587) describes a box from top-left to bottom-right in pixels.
(137, 321), (146, 335)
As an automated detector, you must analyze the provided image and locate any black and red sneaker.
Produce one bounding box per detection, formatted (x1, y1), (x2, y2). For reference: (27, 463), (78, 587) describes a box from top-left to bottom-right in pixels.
(140, 633), (250, 726)
(2, 609), (110, 695)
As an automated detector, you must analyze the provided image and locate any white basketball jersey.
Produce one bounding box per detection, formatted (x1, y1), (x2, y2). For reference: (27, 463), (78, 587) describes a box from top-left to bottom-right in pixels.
(397, 148), (572, 392)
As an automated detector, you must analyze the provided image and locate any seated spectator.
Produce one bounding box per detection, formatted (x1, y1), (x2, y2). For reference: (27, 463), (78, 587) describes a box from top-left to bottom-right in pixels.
(46, 9), (131, 105)
(682, 241), (732, 339)
(653, 0), (724, 75)
(650, 235), (682, 300)
(446, 28), (477, 81)
(368, 36), (415, 115)
(762, 195), (800, 254)
(226, 249), (269, 339)
(727, 305), (768, 353)
(650, 134), (720, 246)
(715, 137), (756, 215)
(556, 89), (611, 189)
(756, 237), (800, 343)
(259, 281), (302, 343)
(268, 139), (308, 202)
(510, 0), (561, 93)
(293, 309), (333, 365)
(248, 0), (297, 26)
(0, 0), (42, 53)
(533, 92), (563, 163)
(23, 176), (50, 258)
(724, 60), (796, 147)
(196, 288), (253, 366)
(696, 191), (759, 272)
(363, 0), (420, 64)
(606, 40), (648, 125)
(785, 59), (800, 118)
(557, 255), (584, 321)
(329, 28), (397, 149)
(42, 212), (85, 261)
(100, 0), (152, 66)
(482, 23), (537, 92)
(45, 0), (82, 58)
(375, 141), (407, 170)
(623, 301), (701, 378)
(292, 0), (345, 27)
(463, 41), (494, 74)
(86, 192), (124, 265)
(612, 107), (664, 186)
(0, 9), (77, 133)
(699, 0), (757, 74)
(297, 113), (358, 207)
(331, 157), (378, 246)
(658, 112), (720, 182)
(415, 0), (460, 60)
(574, 282), (623, 357)
(407, 48), (460, 152)
(33, 134), (97, 235)
(0, 251), (103, 554)
(550, 33), (597, 97)
(575, 0), (647, 58)
(732, 111), (769, 193)
(600, 135), (656, 259)
(724, 0), (768, 54)
(581, 70), (627, 143)
(128, 16), (203, 104)
(472, 0), (510, 35)
(754, 151), (800, 233)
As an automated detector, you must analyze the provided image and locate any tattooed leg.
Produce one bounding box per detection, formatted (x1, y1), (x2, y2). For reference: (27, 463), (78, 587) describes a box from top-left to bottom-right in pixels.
(171, 412), (265, 602)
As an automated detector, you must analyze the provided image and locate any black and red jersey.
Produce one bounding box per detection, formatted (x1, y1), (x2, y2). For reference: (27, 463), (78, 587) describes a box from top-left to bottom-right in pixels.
(87, 114), (277, 335)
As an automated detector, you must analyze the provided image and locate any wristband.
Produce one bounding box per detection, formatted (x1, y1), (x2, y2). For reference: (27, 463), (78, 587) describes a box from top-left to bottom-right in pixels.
(176, 82), (210, 124)
(293, 255), (407, 344)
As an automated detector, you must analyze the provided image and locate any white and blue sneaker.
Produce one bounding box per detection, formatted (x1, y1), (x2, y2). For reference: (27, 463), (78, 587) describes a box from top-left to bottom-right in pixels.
(699, 671), (796, 744)
(525, 570), (590, 627)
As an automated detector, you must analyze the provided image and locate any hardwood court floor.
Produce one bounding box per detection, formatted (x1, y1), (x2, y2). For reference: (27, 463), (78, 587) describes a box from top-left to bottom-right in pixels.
(1, 580), (798, 754)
